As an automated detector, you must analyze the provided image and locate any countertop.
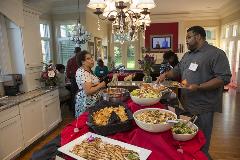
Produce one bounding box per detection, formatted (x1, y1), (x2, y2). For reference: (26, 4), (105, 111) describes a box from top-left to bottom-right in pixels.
(0, 87), (58, 112)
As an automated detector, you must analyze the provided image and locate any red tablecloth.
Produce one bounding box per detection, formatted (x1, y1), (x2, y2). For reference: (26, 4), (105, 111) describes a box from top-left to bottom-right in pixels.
(61, 100), (207, 160)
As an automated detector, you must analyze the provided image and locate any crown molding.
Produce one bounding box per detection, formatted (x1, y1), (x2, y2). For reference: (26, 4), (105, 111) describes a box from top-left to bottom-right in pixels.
(218, 0), (240, 18)
(23, 3), (41, 16)
(151, 10), (220, 22)
(51, 5), (86, 14)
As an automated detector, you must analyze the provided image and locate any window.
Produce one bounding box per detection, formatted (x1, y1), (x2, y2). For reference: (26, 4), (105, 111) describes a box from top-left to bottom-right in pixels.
(113, 33), (137, 69)
(40, 24), (51, 63)
(58, 24), (75, 66)
(225, 26), (230, 38)
(60, 24), (75, 38)
(204, 27), (217, 46)
(127, 44), (135, 69)
(233, 24), (238, 36)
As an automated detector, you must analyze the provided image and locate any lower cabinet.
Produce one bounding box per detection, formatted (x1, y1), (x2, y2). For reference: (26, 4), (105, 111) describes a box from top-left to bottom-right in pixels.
(0, 115), (24, 160)
(0, 90), (61, 159)
(19, 97), (45, 148)
(43, 96), (61, 132)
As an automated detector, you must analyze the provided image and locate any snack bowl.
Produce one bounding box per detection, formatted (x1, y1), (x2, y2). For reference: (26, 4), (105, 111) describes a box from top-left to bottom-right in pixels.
(101, 87), (129, 103)
(172, 119), (198, 141)
(130, 95), (161, 106)
(130, 88), (162, 106)
(87, 100), (133, 136)
(133, 108), (177, 132)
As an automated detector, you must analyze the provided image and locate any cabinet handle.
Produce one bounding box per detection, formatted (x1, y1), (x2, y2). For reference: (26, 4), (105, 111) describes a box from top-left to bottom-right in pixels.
(27, 64), (29, 65)
(1, 120), (16, 129)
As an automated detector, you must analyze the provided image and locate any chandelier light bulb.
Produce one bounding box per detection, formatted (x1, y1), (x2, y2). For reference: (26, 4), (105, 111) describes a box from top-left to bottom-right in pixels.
(137, 0), (156, 9)
(114, 0), (131, 3)
(87, 0), (106, 9)
(103, 0), (117, 17)
(129, 0), (142, 14)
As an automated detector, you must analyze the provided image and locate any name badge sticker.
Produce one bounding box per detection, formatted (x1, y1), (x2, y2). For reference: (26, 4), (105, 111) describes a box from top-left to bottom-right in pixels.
(189, 62), (198, 71)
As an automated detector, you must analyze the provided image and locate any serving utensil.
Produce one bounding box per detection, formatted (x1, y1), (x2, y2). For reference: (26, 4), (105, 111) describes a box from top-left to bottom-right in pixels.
(166, 115), (198, 126)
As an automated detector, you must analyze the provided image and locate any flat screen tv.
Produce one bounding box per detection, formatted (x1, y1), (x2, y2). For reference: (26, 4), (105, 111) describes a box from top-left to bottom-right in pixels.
(150, 35), (173, 52)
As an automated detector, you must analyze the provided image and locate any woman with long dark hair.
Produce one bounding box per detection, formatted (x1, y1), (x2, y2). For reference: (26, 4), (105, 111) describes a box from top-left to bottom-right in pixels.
(75, 50), (106, 117)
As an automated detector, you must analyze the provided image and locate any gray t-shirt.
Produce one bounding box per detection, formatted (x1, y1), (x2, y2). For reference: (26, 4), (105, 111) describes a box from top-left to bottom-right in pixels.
(173, 42), (231, 114)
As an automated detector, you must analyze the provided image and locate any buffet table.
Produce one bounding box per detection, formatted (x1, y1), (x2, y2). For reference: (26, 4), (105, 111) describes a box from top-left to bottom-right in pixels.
(60, 99), (207, 160)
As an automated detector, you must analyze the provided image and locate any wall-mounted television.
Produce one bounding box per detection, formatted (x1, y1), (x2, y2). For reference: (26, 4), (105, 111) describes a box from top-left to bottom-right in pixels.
(150, 35), (173, 52)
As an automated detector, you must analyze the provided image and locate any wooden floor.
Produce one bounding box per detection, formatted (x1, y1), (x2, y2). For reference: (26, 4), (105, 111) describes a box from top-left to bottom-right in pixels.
(16, 89), (240, 160)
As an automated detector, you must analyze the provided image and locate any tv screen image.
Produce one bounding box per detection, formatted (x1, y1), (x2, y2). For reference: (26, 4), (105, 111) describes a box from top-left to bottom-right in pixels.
(150, 35), (173, 51)
(152, 37), (171, 49)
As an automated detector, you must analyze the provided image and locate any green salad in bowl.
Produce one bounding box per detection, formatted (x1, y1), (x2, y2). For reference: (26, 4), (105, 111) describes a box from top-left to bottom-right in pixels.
(130, 89), (162, 106)
(172, 119), (198, 141)
(131, 89), (160, 98)
(172, 121), (197, 134)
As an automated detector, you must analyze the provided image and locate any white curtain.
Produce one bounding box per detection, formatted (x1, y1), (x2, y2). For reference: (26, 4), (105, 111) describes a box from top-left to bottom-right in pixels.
(0, 14), (13, 74)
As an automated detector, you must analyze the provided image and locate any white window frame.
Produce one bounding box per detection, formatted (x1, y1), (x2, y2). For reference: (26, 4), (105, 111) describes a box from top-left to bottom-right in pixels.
(55, 21), (76, 66)
(40, 21), (52, 63)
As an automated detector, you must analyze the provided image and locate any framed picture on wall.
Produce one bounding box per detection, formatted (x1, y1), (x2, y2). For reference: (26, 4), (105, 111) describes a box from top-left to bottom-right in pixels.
(150, 34), (173, 52)
(102, 46), (107, 60)
(94, 37), (102, 60)
(88, 42), (94, 56)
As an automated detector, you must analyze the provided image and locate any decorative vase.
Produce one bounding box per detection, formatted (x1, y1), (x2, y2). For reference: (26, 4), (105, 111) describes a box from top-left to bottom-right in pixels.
(143, 75), (152, 83)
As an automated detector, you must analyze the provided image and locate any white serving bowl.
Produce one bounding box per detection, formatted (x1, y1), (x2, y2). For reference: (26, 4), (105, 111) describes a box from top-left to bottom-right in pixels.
(172, 119), (198, 141)
(133, 108), (177, 133)
(130, 94), (161, 106)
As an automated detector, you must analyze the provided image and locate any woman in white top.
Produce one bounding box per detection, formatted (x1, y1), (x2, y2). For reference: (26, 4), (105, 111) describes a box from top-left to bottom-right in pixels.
(75, 50), (106, 117)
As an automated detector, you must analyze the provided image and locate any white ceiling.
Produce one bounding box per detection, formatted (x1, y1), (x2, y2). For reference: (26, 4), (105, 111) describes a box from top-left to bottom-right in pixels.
(24, 0), (238, 19)
(151, 0), (232, 14)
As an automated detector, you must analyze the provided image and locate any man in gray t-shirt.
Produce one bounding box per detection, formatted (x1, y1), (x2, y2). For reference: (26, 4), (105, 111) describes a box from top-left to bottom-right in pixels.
(157, 26), (231, 160)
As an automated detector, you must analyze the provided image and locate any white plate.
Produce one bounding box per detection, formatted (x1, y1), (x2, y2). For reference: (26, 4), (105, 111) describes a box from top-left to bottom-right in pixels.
(58, 132), (152, 160)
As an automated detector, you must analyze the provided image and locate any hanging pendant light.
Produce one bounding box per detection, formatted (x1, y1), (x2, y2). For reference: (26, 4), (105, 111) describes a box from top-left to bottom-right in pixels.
(70, 0), (91, 46)
(87, 0), (156, 43)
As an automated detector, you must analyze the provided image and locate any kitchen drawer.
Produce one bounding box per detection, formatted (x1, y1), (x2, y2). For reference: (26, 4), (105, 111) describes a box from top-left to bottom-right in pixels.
(0, 105), (19, 123)
(0, 115), (23, 160)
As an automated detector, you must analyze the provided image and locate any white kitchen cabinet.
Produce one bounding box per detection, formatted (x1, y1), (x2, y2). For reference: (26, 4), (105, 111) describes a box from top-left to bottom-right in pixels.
(43, 96), (61, 132)
(0, 115), (24, 160)
(21, 7), (42, 68)
(22, 66), (42, 92)
(6, 6), (42, 92)
(19, 97), (45, 148)
(42, 90), (62, 132)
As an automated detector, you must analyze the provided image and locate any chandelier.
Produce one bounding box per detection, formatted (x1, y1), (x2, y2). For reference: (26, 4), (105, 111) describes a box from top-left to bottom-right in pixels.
(87, 0), (155, 43)
(70, 0), (91, 46)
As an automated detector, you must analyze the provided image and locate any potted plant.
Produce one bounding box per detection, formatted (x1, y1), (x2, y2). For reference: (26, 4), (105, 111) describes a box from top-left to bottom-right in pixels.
(40, 62), (58, 87)
(138, 54), (156, 83)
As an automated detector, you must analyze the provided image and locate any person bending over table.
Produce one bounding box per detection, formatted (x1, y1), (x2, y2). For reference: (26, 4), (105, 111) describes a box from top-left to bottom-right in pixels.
(157, 26), (231, 160)
(75, 50), (106, 118)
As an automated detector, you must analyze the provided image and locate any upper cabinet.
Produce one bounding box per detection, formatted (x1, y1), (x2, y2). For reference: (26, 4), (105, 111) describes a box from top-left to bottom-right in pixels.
(6, 5), (43, 92)
(21, 7), (42, 68)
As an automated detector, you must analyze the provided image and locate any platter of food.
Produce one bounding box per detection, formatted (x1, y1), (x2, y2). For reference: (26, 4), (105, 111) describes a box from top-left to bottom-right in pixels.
(133, 108), (177, 132)
(168, 80), (188, 88)
(58, 132), (152, 160)
(139, 83), (169, 93)
(87, 100), (133, 135)
(101, 87), (129, 102)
